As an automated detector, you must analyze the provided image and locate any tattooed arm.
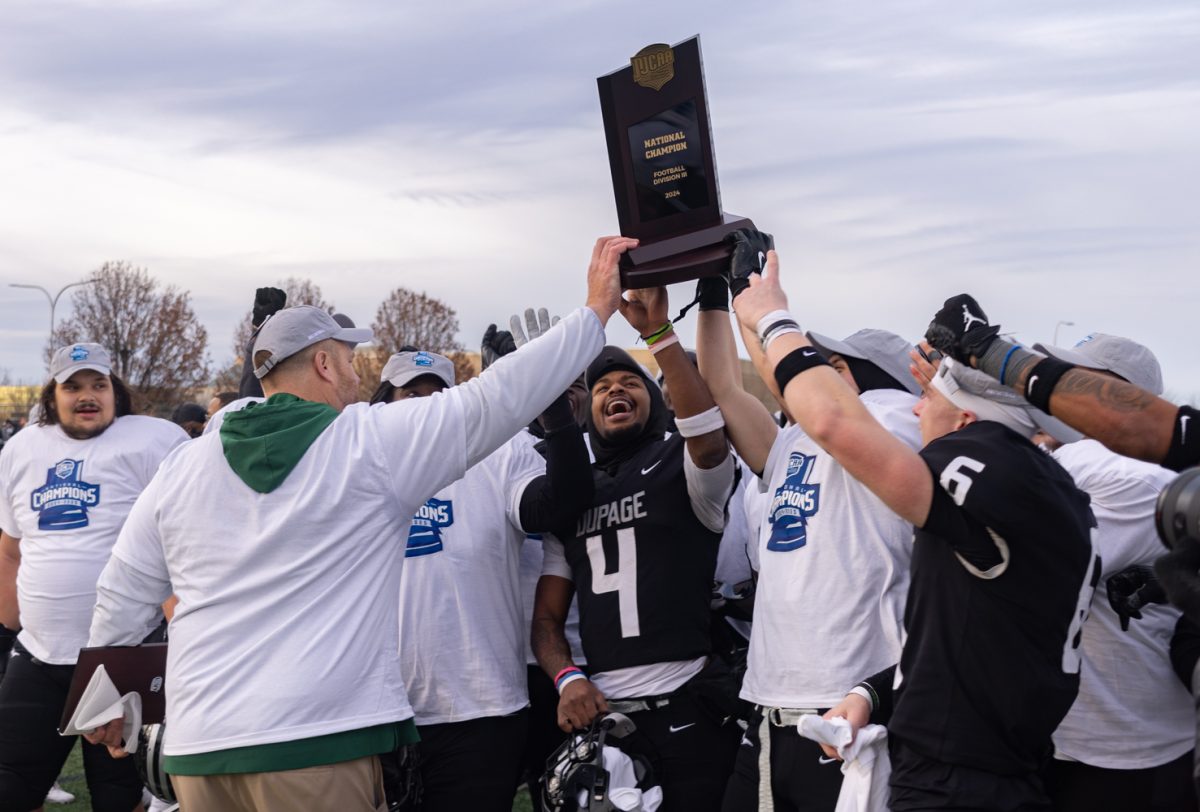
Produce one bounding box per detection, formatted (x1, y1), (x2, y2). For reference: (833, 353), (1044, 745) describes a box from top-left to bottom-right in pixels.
(1008, 364), (1183, 465)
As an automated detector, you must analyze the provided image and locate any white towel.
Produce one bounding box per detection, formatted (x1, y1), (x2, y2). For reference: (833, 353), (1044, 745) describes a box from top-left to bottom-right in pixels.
(796, 716), (890, 812)
(59, 664), (143, 754)
(574, 745), (662, 811)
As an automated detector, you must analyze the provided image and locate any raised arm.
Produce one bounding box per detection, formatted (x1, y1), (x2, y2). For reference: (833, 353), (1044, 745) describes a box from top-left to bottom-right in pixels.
(695, 277), (778, 476)
(732, 253), (933, 527)
(924, 293), (1194, 469)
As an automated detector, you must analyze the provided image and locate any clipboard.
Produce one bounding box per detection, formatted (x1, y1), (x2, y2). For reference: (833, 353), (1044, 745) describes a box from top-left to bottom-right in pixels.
(59, 643), (168, 733)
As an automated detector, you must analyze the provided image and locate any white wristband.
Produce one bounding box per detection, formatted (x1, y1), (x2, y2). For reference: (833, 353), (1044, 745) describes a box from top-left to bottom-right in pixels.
(763, 326), (803, 351)
(674, 405), (725, 438)
(556, 672), (588, 694)
(648, 333), (681, 355)
(755, 310), (797, 342)
(848, 686), (875, 711)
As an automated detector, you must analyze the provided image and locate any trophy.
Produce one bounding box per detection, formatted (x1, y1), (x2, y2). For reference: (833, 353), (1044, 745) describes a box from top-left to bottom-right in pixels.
(597, 35), (754, 288)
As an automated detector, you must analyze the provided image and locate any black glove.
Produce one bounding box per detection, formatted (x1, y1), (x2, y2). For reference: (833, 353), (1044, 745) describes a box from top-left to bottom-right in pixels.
(696, 275), (730, 312)
(252, 287), (287, 327)
(480, 324), (517, 370)
(725, 228), (775, 299)
(924, 294), (1001, 364)
(1106, 564), (1169, 631)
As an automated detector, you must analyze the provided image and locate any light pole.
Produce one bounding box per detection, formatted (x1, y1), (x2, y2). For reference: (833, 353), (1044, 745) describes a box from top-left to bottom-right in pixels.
(9, 279), (95, 346)
(1053, 320), (1075, 346)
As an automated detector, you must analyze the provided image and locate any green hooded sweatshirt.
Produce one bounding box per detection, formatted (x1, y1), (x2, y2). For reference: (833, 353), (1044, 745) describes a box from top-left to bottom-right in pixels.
(219, 393), (339, 493)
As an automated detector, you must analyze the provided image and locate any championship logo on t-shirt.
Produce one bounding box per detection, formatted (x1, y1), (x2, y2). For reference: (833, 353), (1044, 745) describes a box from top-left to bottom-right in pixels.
(767, 452), (821, 552)
(406, 498), (454, 557)
(30, 458), (101, 531)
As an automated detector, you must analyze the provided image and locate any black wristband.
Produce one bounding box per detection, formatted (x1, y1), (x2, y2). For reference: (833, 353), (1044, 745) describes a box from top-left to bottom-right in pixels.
(1024, 356), (1075, 413)
(1164, 406), (1200, 473)
(774, 346), (830, 394)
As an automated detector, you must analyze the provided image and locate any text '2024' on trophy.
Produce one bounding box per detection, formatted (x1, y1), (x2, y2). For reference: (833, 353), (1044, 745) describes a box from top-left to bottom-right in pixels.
(597, 35), (754, 288)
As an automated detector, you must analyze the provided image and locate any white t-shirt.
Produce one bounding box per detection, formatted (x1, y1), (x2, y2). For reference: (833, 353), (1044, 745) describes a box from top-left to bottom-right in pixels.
(0, 417), (186, 664)
(741, 389), (920, 709)
(88, 307), (606, 756)
(1050, 439), (1193, 768)
(399, 433), (545, 725)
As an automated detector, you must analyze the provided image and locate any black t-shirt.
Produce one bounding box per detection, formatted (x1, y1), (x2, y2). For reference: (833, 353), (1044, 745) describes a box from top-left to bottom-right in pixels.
(556, 433), (721, 674)
(893, 421), (1100, 775)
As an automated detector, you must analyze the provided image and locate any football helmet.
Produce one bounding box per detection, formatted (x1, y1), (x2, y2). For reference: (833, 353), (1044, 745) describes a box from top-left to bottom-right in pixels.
(540, 712), (654, 811)
(134, 723), (176, 804)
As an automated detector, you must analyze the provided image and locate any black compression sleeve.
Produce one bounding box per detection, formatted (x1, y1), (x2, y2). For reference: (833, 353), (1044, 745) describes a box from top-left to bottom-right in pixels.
(1164, 405), (1200, 472)
(1170, 615), (1200, 691)
(858, 663), (897, 725)
(518, 417), (593, 534)
(238, 335), (265, 398)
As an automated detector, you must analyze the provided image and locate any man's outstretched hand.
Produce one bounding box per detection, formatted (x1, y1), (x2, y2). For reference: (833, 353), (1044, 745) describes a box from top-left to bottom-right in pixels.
(731, 250), (788, 335)
(586, 237), (638, 326)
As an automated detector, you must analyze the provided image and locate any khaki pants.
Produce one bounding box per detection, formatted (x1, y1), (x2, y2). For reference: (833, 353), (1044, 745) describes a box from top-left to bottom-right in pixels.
(172, 754), (386, 812)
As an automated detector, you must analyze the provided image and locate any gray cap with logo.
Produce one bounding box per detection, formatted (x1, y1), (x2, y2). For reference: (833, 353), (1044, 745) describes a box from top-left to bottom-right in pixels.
(252, 305), (373, 379)
(381, 350), (456, 389)
(50, 343), (113, 384)
(1033, 333), (1163, 396)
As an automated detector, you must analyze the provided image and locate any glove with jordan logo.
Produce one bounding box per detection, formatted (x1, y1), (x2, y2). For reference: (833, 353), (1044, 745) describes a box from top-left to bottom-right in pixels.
(924, 294), (1002, 365)
(725, 228), (775, 299)
(1106, 564), (1168, 631)
(480, 324), (517, 370)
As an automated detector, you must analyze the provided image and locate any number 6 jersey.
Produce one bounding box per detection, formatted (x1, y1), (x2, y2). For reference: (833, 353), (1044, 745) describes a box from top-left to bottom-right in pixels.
(896, 420), (1100, 775)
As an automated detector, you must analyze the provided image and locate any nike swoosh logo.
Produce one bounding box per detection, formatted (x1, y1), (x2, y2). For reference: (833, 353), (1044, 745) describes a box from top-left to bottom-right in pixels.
(668, 723), (696, 733)
(1027, 374), (1039, 393)
(1182, 414), (1191, 444)
(801, 348), (818, 357)
(641, 460), (662, 475)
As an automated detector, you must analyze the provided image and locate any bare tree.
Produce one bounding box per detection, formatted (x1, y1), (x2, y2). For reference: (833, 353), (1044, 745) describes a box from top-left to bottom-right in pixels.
(50, 261), (211, 415)
(372, 287), (460, 356)
(230, 277), (335, 358)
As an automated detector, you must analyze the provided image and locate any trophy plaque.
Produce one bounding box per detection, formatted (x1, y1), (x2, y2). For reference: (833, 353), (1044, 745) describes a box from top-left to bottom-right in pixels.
(597, 35), (753, 288)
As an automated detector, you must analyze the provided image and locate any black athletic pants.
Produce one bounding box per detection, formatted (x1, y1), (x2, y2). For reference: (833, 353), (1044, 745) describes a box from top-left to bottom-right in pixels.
(393, 710), (528, 812)
(888, 736), (1050, 812)
(1042, 751), (1197, 812)
(616, 689), (741, 812)
(0, 642), (143, 812)
(721, 708), (844, 812)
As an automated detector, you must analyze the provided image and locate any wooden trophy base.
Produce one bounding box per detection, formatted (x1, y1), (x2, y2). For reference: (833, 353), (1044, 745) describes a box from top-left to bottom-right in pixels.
(619, 213), (755, 289)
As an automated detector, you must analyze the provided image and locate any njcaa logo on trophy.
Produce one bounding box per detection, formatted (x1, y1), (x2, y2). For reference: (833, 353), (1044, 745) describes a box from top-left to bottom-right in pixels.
(405, 498), (454, 558)
(631, 44), (675, 91)
(31, 458), (101, 531)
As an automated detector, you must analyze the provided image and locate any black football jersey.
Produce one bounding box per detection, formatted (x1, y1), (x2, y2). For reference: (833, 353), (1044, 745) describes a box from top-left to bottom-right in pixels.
(893, 421), (1100, 775)
(557, 433), (721, 673)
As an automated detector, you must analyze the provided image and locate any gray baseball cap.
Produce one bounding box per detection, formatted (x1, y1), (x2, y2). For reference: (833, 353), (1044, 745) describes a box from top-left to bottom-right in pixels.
(381, 350), (455, 389)
(806, 329), (922, 396)
(50, 343), (112, 384)
(934, 358), (1084, 443)
(1033, 333), (1163, 395)
(252, 305), (373, 379)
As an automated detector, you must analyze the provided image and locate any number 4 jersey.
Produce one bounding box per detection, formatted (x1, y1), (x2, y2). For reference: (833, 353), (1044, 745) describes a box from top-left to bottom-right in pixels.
(896, 420), (1100, 775)
(546, 432), (729, 678)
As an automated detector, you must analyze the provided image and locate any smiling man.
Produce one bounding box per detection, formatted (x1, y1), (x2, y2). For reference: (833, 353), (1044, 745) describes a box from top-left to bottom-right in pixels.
(0, 342), (187, 812)
(532, 287), (740, 812)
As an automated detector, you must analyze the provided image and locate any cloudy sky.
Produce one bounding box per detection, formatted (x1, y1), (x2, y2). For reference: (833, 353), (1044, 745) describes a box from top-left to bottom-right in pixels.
(1, 0), (1197, 397)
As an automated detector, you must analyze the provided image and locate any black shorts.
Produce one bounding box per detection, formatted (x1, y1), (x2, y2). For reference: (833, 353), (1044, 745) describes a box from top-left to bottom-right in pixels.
(0, 641), (143, 812)
(888, 736), (1050, 812)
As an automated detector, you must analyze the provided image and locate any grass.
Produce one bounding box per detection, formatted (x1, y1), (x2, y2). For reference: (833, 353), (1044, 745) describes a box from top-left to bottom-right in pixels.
(56, 741), (538, 810)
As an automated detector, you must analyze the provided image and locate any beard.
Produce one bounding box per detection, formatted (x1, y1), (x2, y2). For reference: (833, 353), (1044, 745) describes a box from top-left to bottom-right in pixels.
(59, 412), (114, 440)
(597, 420), (645, 446)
